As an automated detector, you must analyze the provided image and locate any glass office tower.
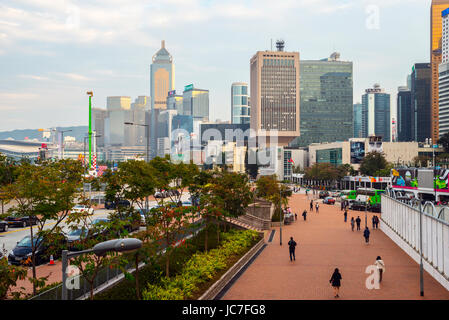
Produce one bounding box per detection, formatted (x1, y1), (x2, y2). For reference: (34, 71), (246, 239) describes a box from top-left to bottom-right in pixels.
(361, 84), (391, 141)
(182, 84), (209, 121)
(231, 82), (250, 124)
(290, 53), (353, 148)
(353, 103), (364, 138)
(411, 63), (432, 142)
(397, 86), (412, 142)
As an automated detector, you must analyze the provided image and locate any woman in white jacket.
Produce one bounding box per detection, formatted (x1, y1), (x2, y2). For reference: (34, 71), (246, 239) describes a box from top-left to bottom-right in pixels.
(374, 256), (385, 283)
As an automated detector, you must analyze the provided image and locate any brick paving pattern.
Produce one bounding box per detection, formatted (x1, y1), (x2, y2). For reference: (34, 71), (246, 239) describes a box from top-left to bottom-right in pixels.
(222, 193), (449, 300)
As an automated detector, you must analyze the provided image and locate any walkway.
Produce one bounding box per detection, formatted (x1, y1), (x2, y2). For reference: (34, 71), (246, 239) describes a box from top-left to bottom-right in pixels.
(222, 193), (449, 300)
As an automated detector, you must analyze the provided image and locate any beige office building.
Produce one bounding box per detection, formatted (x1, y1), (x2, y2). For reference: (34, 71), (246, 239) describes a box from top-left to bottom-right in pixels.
(250, 41), (300, 147)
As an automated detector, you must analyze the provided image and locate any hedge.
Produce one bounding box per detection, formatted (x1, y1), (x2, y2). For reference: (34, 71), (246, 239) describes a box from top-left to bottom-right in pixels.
(142, 229), (259, 300)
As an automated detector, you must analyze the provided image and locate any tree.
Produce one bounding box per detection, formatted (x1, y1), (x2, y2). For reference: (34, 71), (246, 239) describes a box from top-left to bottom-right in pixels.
(0, 154), (17, 214)
(0, 247), (27, 300)
(255, 175), (291, 221)
(2, 160), (84, 295)
(147, 205), (192, 277)
(337, 164), (356, 177)
(359, 152), (389, 176)
(438, 132), (449, 153)
(412, 155), (430, 168)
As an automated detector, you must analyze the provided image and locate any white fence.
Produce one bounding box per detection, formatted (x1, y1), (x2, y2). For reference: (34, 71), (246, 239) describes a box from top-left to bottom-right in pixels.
(381, 194), (449, 290)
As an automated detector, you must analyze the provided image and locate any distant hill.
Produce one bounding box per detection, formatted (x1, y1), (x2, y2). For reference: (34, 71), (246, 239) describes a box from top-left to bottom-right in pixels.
(0, 126), (89, 142)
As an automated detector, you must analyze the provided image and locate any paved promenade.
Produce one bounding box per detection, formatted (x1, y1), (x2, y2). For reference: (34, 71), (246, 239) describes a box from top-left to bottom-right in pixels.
(222, 193), (449, 300)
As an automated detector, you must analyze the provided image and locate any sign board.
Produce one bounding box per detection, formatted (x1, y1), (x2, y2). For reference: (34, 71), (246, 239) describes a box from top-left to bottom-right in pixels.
(184, 84), (194, 91)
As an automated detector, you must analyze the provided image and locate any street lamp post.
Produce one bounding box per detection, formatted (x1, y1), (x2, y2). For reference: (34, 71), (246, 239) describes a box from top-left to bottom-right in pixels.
(83, 134), (102, 169)
(61, 238), (142, 300)
(87, 91), (94, 168)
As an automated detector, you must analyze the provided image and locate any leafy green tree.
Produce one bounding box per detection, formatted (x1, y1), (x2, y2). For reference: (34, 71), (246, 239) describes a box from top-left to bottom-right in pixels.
(147, 205), (193, 277)
(255, 175), (291, 221)
(359, 152), (389, 176)
(0, 154), (17, 214)
(2, 160), (84, 295)
(0, 247), (27, 300)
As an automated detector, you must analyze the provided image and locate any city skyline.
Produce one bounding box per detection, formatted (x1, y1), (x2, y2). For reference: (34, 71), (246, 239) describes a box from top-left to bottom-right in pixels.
(0, 0), (430, 131)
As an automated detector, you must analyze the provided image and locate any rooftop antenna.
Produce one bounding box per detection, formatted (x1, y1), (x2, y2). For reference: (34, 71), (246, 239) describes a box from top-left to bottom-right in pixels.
(276, 39), (285, 52)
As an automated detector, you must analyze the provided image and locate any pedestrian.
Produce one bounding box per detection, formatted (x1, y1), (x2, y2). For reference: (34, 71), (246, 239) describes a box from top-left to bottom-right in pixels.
(374, 256), (385, 283)
(329, 268), (342, 298)
(375, 216), (380, 229)
(356, 216), (361, 231)
(288, 237), (297, 262)
(363, 227), (370, 244)
(310, 200), (314, 212)
(302, 210), (307, 221)
(295, 213), (298, 221)
(372, 215), (376, 229)
(350, 217), (355, 231)
(341, 201), (344, 211)
(315, 203), (319, 213)
(344, 210), (348, 222)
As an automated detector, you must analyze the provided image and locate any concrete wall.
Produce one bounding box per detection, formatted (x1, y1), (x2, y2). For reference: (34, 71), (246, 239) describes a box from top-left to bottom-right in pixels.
(381, 195), (449, 291)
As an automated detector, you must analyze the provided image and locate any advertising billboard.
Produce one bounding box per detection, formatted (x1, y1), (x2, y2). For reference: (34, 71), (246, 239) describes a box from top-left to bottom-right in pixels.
(350, 141), (365, 164)
(391, 168), (418, 189)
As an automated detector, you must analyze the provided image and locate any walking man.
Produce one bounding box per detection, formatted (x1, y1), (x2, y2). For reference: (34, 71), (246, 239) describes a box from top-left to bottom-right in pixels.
(375, 216), (380, 229)
(294, 213), (298, 221)
(310, 200), (314, 212)
(288, 237), (297, 262)
(350, 217), (355, 231)
(315, 203), (319, 213)
(372, 215), (376, 229)
(344, 210), (348, 222)
(356, 216), (361, 231)
(302, 210), (307, 221)
(363, 227), (371, 244)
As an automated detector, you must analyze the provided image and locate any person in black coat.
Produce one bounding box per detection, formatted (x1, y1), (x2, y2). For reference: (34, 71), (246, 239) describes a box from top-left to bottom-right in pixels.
(310, 200), (314, 212)
(288, 237), (297, 262)
(302, 210), (307, 221)
(363, 227), (370, 244)
(355, 216), (361, 231)
(329, 268), (342, 298)
(344, 210), (348, 222)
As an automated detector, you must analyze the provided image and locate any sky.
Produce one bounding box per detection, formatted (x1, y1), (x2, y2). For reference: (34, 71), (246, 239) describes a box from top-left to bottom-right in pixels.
(0, 0), (432, 131)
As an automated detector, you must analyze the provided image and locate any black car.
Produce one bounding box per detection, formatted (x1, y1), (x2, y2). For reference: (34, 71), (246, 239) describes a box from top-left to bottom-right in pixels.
(0, 220), (8, 232)
(6, 215), (39, 228)
(350, 201), (368, 211)
(104, 199), (131, 210)
(319, 191), (330, 199)
(8, 235), (63, 266)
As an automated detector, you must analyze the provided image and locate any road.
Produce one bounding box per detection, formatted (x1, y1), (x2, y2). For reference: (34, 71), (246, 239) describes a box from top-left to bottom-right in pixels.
(0, 193), (191, 257)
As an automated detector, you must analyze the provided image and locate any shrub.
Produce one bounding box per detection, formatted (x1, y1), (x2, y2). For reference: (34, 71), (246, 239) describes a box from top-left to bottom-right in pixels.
(142, 229), (259, 300)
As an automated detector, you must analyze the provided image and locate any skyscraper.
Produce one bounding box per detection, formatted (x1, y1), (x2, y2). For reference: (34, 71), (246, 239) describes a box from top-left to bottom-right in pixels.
(250, 40), (300, 146)
(167, 90), (183, 114)
(150, 40), (175, 158)
(182, 84), (209, 121)
(440, 8), (449, 137)
(397, 86), (412, 142)
(105, 96), (132, 146)
(290, 52), (353, 147)
(231, 82), (250, 124)
(353, 103), (364, 138)
(411, 63), (432, 142)
(431, 0), (449, 143)
(361, 84), (391, 141)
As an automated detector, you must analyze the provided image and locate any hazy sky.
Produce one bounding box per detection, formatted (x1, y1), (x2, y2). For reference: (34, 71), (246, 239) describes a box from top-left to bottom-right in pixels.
(0, 0), (431, 131)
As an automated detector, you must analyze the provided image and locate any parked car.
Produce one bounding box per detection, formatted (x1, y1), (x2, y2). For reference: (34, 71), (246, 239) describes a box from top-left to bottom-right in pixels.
(323, 197), (336, 205)
(6, 214), (39, 228)
(369, 203), (381, 213)
(0, 220), (8, 232)
(104, 199), (131, 210)
(71, 204), (94, 215)
(65, 227), (89, 250)
(8, 235), (64, 266)
(319, 191), (330, 199)
(349, 200), (368, 211)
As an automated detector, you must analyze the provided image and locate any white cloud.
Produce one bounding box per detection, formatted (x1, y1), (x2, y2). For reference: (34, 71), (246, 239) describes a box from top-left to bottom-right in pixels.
(18, 75), (49, 81)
